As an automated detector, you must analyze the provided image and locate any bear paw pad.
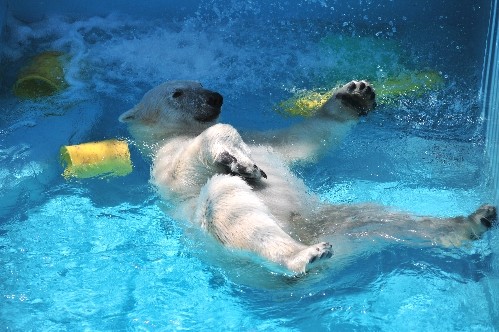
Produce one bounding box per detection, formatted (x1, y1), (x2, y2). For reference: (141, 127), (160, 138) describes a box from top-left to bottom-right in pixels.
(334, 80), (376, 116)
(287, 242), (333, 274)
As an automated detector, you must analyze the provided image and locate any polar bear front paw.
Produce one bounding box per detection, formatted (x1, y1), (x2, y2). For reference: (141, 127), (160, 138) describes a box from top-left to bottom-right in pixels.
(286, 242), (333, 273)
(217, 151), (267, 180)
(334, 80), (376, 116)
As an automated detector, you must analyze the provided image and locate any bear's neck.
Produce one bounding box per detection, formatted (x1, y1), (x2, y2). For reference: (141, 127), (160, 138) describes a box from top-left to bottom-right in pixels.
(128, 122), (202, 157)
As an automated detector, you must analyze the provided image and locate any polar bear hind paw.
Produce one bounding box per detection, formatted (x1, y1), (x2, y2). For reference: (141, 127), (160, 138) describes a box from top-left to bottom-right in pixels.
(217, 151), (267, 180)
(468, 204), (497, 229)
(334, 80), (376, 116)
(286, 242), (333, 273)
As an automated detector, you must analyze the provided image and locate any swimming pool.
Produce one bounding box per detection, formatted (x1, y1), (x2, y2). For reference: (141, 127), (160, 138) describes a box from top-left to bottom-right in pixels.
(1, 0), (498, 330)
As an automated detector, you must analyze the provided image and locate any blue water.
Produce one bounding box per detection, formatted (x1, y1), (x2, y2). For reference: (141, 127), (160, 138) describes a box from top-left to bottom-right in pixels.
(1, 1), (498, 331)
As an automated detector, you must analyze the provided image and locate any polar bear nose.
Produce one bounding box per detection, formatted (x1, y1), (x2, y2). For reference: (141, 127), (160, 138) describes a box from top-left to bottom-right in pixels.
(207, 92), (223, 108)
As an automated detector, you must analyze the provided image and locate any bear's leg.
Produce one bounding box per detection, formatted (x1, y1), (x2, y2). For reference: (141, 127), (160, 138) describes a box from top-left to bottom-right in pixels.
(194, 174), (332, 273)
(307, 203), (497, 247)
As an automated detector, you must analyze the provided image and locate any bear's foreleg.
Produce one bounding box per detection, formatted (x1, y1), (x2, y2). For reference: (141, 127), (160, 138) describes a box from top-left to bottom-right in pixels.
(245, 80), (376, 164)
(197, 123), (267, 180)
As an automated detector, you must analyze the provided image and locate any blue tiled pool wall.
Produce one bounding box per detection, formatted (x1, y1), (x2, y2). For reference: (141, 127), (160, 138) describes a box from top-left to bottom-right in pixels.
(483, 0), (499, 206)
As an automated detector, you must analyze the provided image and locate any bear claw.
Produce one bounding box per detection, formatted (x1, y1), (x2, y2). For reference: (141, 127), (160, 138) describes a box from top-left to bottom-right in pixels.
(287, 242), (333, 273)
(217, 151), (267, 180)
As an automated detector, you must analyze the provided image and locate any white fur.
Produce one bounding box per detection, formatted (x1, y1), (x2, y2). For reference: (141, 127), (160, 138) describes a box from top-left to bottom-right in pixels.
(120, 80), (495, 274)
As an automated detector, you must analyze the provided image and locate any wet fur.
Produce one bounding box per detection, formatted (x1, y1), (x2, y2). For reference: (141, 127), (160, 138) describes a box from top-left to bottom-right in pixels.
(120, 80), (496, 274)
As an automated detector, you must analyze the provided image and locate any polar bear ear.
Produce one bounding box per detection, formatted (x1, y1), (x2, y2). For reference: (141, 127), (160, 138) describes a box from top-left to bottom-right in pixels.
(118, 108), (137, 123)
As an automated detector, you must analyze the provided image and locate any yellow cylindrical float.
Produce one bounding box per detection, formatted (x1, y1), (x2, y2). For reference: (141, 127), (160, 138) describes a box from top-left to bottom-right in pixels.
(375, 71), (444, 104)
(60, 139), (133, 179)
(13, 51), (69, 98)
(276, 70), (444, 117)
(277, 90), (335, 117)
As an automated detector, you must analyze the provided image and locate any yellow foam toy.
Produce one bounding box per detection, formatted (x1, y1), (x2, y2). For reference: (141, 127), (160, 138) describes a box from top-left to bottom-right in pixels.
(277, 90), (335, 117)
(14, 51), (69, 98)
(375, 71), (443, 103)
(277, 70), (444, 117)
(60, 139), (133, 179)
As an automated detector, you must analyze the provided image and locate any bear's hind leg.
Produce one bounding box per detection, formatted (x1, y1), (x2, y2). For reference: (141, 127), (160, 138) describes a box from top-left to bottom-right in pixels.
(194, 174), (332, 273)
(309, 203), (497, 248)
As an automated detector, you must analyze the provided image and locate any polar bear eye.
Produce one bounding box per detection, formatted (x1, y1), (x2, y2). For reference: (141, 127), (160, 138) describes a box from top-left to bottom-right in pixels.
(172, 90), (183, 98)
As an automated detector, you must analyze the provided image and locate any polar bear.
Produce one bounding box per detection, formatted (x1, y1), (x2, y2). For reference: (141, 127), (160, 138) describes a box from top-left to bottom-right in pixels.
(119, 80), (496, 274)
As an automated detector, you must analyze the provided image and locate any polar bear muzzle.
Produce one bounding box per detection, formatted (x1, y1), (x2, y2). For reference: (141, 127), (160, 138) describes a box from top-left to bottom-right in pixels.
(193, 91), (223, 122)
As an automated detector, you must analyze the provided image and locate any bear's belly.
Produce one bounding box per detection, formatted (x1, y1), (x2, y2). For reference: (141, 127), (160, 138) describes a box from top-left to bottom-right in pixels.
(250, 147), (317, 228)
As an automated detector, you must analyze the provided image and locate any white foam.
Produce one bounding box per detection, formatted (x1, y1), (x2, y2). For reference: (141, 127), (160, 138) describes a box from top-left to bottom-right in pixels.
(2, 12), (407, 103)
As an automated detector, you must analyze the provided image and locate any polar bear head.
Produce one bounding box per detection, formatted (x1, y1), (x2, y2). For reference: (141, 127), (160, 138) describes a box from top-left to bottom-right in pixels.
(119, 80), (223, 144)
